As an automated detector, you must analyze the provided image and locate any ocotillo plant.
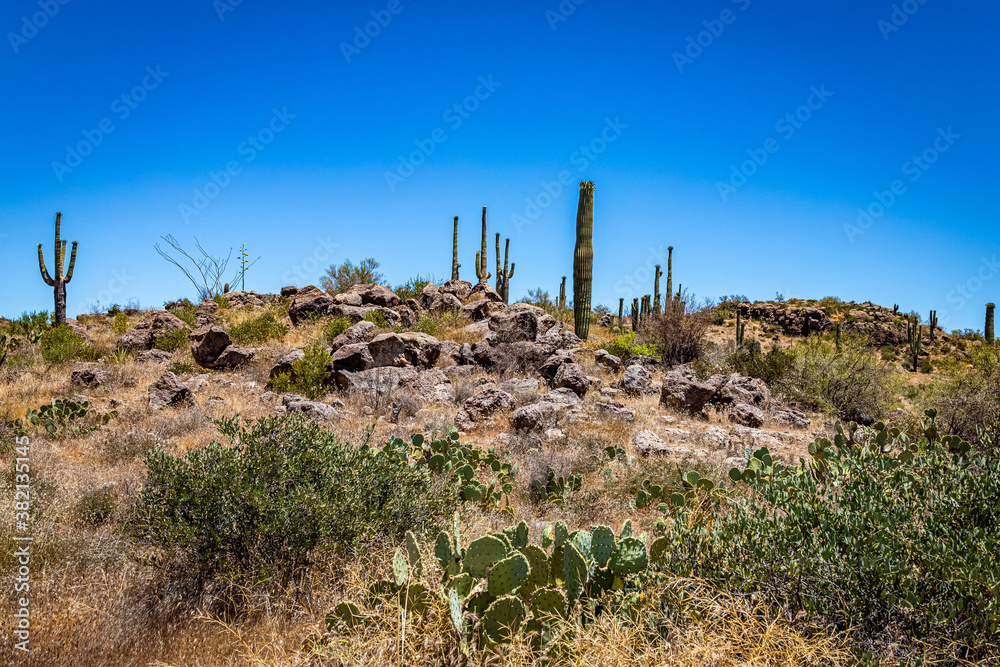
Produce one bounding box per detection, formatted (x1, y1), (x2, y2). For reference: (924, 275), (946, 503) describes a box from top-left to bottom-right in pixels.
(987, 303), (996, 345)
(653, 265), (663, 314)
(929, 310), (938, 341)
(475, 207), (491, 284)
(908, 316), (922, 372)
(37, 212), (78, 326)
(496, 236), (514, 304)
(666, 246), (673, 304)
(559, 277), (567, 310)
(451, 216), (461, 280)
(573, 181), (594, 339)
(618, 298), (624, 330)
(631, 298), (639, 332)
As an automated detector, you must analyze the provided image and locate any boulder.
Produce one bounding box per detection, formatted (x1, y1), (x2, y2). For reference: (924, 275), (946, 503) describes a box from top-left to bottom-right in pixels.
(632, 430), (670, 456)
(462, 299), (506, 322)
(619, 364), (654, 395)
(195, 300), (221, 326)
(116, 310), (188, 351)
(137, 349), (172, 364)
(71, 368), (108, 388)
(552, 362), (589, 397)
(269, 348), (305, 384)
(288, 285), (334, 325)
(65, 319), (93, 345)
(148, 372), (195, 410)
(596, 401), (636, 421)
(467, 282), (504, 303)
(281, 393), (338, 420)
(659, 370), (716, 413)
(335, 283), (402, 308)
(333, 343), (374, 372)
(594, 349), (622, 372)
(747, 303), (832, 337)
(189, 326), (254, 370)
(455, 387), (514, 430)
(541, 388), (582, 406)
(729, 403), (766, 428)
(842, 319), (907, 347)
(487, 304), (558, 343)
(367, 332), (441, 368)
(280, 286), (299, 297)
(709, 373), (770, 408)
(511, 402), (562, 431)
(420, 284), (463, 315)
(222, 291), (268, 309)
(437, 340), (462, 367)
(539, 351), (573, 380)
(328, 321), (377, 354)
(772, 408), (811, 429)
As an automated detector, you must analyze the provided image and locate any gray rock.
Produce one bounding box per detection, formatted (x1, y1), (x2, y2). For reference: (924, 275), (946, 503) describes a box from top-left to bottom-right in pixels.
(552, 362), (589, 397)
(511, 402), (562, 431)
(189, 326), (254, 370)
(659, 370), (716, 413)
(594, 349), (622, 372)
(772, 408), (811, 429)
(281, 393), (339, 420)
(328, 320), (377, 353)
(633, 430), (669, 456)
(729, 403), (766, 428)
(462, 299), (506, 321)
(440, 279), (474, 301)
(597, 401), (636, 421)
(148, 372), (195, 410)
(71, 368), (108, 388)
(455, 387), (515, 429)
(541, 387), (581, 406)
(116, 310), (188, 351)
(136, 349), (172, 364)
(468, 282), (504, 303)
(367, 332), (441, 368)
(620, 364), (654, 395)
(333, 343), (375, 372)
(269, 348), (305, 385)
(539, 351), (572, 380)
(287, 285), (334, 325)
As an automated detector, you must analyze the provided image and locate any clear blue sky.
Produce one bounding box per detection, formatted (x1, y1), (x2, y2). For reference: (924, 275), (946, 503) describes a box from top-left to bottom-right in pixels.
(2, 0), (997, 331)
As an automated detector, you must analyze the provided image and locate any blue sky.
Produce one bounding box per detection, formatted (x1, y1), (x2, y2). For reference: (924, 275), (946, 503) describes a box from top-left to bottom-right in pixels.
(1, 0), (997, 331)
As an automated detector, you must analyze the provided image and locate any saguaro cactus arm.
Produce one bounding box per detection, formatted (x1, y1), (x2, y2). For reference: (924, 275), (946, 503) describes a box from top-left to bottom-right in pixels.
(64, 241), (78, 283)
(38, 244), (55, 286)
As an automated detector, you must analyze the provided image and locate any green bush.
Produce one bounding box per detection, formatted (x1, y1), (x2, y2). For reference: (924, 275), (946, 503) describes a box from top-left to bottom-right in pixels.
(658, 414), (1000, 659)
(212, 294), (231, 309)
(39, 325), (83, 363)
(228, 312), (288, 346)
(323, 317), (352, 344)
(321, 258), (386, 296)
(394, 275), (436, 301)
(111, 312), (129, 335)
(153, 327), (190, 352)
(168, 303), (197, 328)
(270, 343), (332, 399)
(726, 344), (797, 386)
(604, 330), (657, 363)
(363, 310), (387, 328)
(129, 414), (461, 582)
(927, 345), (1000, 447)
(5, 311), (50, 342)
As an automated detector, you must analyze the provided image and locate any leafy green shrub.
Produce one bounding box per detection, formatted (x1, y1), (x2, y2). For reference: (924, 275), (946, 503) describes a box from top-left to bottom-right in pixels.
(603, 330), (657, 363)
(5, 311), (50, 343)
(152, 327), (190, 352)
(323, 317), (352, 344)
(270, 343), (333, 399)
(111, 312), (129, 335)
(659, 415), (1000, 660)
(321, 257), (386, 295)
(363, 310), (387, 328)
(927, 345), (1000, 447)
(212, 294), (231, 309)
(107, 303), (123, 317)
(394, 274), (437, 301)
(228, 312), (288, 346)
(130, 415), (462, 582)
(726, 344), (797, 386)
(167, 303), (197, 327)
(39, 325), (83, 363)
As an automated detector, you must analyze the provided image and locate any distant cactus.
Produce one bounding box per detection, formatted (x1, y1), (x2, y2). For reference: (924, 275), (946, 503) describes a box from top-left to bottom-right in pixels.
(907, 316), (922, 372)
(666, 246), (673, 305)
(618, 298), (624, 330)
(573, 181), (594, 340)
(559, 277), (567, 310)
(736, 310), (745, 348)
(653, 265), (663, 314)
(928, 310), (938, 341)
(494, 235), (514, 304)
(224, 282), (230, 294)
(893, 304), (899, 316)
(452, 216), (461, 280)
(37, 212), (78, 325)
(631, 298), (639, 332)
(475, 207), (491, 285)
(987, 303), (996, 344)
(676, 284), (682, 301)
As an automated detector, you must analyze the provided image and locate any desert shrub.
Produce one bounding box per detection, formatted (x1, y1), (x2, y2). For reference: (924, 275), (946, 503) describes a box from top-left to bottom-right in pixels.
(786, 336), (900, 423)
(321, 257), (385, 295)
(228, 312), (288, 346)
(129, 414), (460, 582)
(212, 294), (231, 309)
(394, 274), (439, 301)
(111, 312), (129, 335)
(927, 345), (1000, 447)
(709, 306), (728, 326)
(522, 287), (554, 309)
(603, 330), (657, 362)
(660, 416), (1000, 660)
(324, 317), (352, 344)
(642, 297), (710, 366)
(75, 486), (117, 527)
(362, 310), (387, 328)
(270, 343), (332, 400)
(152, 327), (190, 352)
(6, 311), (50, 343)
(168, 360), (193, 375)
(39, 325), (83, 363)
(167, 300), (197, 327)
(727, 344), (797, 386)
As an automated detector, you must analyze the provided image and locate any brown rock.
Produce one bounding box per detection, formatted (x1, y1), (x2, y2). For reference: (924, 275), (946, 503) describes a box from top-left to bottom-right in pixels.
(148, 372), (195, 410)
(288, 285), (334, 325)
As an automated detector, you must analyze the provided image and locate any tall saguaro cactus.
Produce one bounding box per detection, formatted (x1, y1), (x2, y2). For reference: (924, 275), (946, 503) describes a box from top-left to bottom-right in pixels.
(653, 265), (663, 314)
(928, 310), (938, 341)
(38, 212), (78, 326)
(908, 316), (922, 372)
(987, 303), (996, 345)
(495, 235), (514, 304)
(475, 207), (490, 285)
(666, 246), (673, 304)
(631, 298), (639, 332)
(573, 181), (594, 340)
(559, 277), (567, 310)
(618, 298), (624, 331)
(451, 216), (461, 281)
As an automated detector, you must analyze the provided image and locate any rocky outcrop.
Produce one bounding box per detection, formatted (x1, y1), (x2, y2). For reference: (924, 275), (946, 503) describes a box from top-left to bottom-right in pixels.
(594, 349), (622, 372)
(137, 349), (172, 364)
(288, 285), (334, 325)
(148, 372), (195, 410)
(487, 304), (557, 343)
(116, 311), (188, 351)
(189, 326), (254, 370)
(659, 370), (717, 413)
(455, 387), (514, 430)
(420, 284), (463, 315)
(729, 403), (765, 428)
(367, 332), (441, 368)
(333, 284), (402, 308)
(328, 321), (377, 353)
(619, 364), (655, 395)
(468, 282), (504, 303)
(842, 319), (907, 346)
(552, 362), (589, 397)
(279, 393), (338, 420)
(195, 300), (221, 326)
(746, 303), (832, 336)
(71, 368), (108, 388)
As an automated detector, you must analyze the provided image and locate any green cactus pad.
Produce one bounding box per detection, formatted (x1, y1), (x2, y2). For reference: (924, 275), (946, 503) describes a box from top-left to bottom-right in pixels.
(464, 535), (508, 578)
(514, 520), (529, 548)
(649, 536), (669, 569)
(448, 588), (464, 634)
(447, 572), (474, 599)
(488, 552), (530, 597)
(608, 537), (648, 577)
(392, 548), (409, 586)
(364, 579), (398, 609)
(492, 532), (513, 551)
(482, 595), (526, 644)
(464, 588), (493, 616)
(530, 588), (566, 624)
(620, 519), (634, 540)
(405, 531), (423, 580)
(586, 565), (614, 596)
(590, 525), (616, 565)
(520, 545), (550, 593)
(326, 600), (368, 632)
(399, 582), (435, 615)
(554, 522), (569, 548)
(550, 546), (565, 584)
(568, 530), (592, 560)
(563, 542), (589, 608)
(435, 531), (459, 577)
(428, 453), (447, 472)
(541, 524), (554, 550)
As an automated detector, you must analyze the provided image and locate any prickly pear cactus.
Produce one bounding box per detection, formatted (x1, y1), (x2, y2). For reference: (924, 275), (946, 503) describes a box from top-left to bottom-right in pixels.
(482, 595), (526, 644)
(392, 548), (409, 586)
(608, 537), (648, 577)
(405, 531), (423, 580)
(563, 542), (589, 608)
(487, 552), (530, 597)
(590, 525), (616, 566)
(435, 531), (459, 577)
(464, 535), (508, 578)
(530, 588), (567, 624)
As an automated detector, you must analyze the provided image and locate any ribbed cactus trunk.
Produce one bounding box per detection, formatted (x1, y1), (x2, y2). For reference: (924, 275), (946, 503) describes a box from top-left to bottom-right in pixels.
(929, 310), (938, 341)
(475, 207), (490, 285)
(451, 216), (461, 281)
(631, 298), (639, 332)
(498, 237), (514, 304)
(653, 265), (662, 314)
(618, 298), (624, 330)
(666, 246), (673, 305)
(987, 303), (996, 344)
(573, 181), (594, 340)
(37, 212), (78, 326)
(495, 233), (503, 293)
(559, 277), (567, 310)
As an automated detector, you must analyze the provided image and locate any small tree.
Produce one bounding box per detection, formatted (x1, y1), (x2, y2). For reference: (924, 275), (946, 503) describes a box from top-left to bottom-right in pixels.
(321, 258), (386, 295)
(155, 235), (258, 302)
